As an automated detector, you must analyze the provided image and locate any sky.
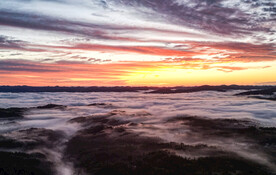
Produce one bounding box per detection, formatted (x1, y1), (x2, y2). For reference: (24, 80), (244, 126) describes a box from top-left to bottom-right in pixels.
(0, 0), (275, 86)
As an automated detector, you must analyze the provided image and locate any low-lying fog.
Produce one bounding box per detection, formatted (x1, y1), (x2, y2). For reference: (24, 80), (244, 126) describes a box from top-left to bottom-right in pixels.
(0, 91), (276, 174)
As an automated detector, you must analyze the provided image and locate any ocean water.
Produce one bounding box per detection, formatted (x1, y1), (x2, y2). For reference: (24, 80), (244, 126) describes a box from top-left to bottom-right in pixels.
(0, 91), (276, 174)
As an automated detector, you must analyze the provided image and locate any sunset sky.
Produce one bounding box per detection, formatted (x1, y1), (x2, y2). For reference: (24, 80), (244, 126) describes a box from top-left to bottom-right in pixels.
(0, 0), (275, 86)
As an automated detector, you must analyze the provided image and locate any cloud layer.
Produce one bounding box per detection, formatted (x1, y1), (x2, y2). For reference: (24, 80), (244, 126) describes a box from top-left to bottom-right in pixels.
(0, 0), (275, 85)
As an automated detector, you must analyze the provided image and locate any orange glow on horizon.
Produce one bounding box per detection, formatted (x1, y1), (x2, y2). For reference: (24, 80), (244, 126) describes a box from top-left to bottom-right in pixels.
(121, 65), (276, 86)
(0, 60), (275, 87)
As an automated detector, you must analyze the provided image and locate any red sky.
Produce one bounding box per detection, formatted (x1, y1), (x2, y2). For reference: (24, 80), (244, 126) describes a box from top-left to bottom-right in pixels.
(0, 0), (275, 86)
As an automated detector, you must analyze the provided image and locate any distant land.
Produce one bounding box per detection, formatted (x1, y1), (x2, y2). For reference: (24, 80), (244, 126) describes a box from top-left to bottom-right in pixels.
(0, 85), (275, 93)
(0, 86), (157, 93)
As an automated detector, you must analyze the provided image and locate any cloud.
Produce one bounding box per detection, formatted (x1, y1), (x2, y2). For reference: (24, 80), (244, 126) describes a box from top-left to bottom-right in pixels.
(51, 43), (196, 57)
(164, 57), (205, 62)
(0, 0), (275, 86)
(256, 81), (276, 85)
(1, 33), (275, 63)
(113, 0), (275, 36)
(0, 58), (273, 86)
(70, 55), (111, 63)
(215, 66), (247, 72)
(0, 10), (203, 43)
(0, 35), (49, 52)
(0, 59), (62, 73)
(192, 42), (276, 54)
(0, 35), (25, 49)
(1, 0), (275, 42)
(0, 11), (110, 40)
(186, 41), (276, 62)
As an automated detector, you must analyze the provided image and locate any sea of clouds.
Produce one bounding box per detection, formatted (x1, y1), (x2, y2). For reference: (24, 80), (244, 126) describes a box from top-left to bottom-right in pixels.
(0, 91), (276, 173)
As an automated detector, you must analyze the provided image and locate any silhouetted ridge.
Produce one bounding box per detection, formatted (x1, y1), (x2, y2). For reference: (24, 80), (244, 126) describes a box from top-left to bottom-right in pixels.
(148, 85), (273, 94)
(236, 87), (276, 96)
(0, 86), (158, 93)
(0, 85), (274, 93)
(235, 87), (276, 101)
